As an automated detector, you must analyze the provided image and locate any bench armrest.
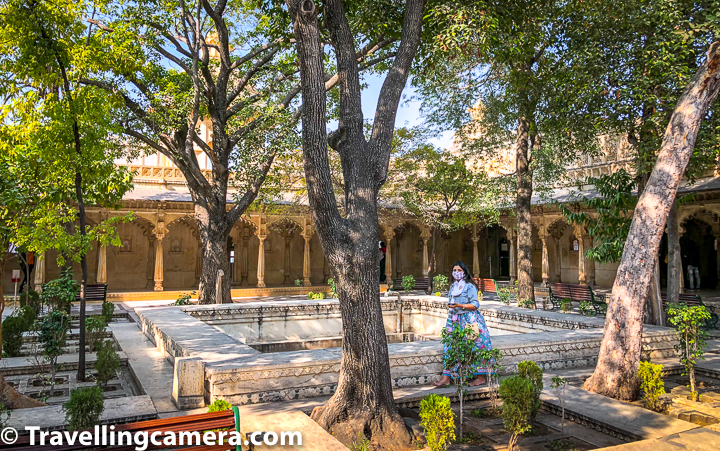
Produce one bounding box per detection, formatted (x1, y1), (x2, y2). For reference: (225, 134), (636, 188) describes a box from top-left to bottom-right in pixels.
(595, 293), (607, 302)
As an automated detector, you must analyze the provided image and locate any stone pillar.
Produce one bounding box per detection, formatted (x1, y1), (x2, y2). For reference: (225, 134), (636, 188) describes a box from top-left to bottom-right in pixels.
(257, 236), (266, 288)
(472, 224), (480, 279)
(575, 226), (586, 285)
(96, 245), (107, 284)
(385, 234), (394, 285)
(541, 236), (549, 287)
(509, 230), (517, 284)
(303, 233), (312, 287)
(283, 234), (293, 285)
(154, 233), (165, 291)
(584, 235), (596, 286)
(553, 234), (563, 282)
(33, 252), (45, 291)
(421, 227), (431, 279)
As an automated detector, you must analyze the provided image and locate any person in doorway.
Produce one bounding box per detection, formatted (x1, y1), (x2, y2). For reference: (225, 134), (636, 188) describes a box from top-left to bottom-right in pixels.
(19, 251), (34, 293)
(683, 240), (701, 290)
(433, 261), (494, 387)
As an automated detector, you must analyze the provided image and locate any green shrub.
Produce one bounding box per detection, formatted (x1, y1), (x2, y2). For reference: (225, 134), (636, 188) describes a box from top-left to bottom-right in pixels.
(497, 286), (513, 306)
(306, 291), (325, 300)
(328, 278), (337, 298)
(294, 279), (302, 287)
(578, 301), (595, 316)
(560, 298), (573, 313)
(18, 289), (41, 311)
(18, 305), (37, 328)
(39, 309), (71, 383)
(94, 340), (120, 388)
(174, 291), (195, 306)
(0, 403), (10, 428)
(432, 274), (449, 293)
(518, 298), (535, 309)
(63, 386), (104, 430)
(667, 303), (710, 401)
(2, 316), (27, 357)
(207, 398), (232, 412)
(419, 394), (455, 451)
(638, 361), (666, 412)
(86, 316), (107, 353)
(499, 376), (536, 451)
(517, 360), (543, 419)
(41, 269), (78, 312)
(349, 432), (370, 451)
(402, 275), (416, 292)
(101, 300), (115, 323)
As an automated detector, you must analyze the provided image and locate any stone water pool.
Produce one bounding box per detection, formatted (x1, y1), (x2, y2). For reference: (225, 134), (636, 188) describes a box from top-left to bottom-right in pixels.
(135, 297), (679, 408)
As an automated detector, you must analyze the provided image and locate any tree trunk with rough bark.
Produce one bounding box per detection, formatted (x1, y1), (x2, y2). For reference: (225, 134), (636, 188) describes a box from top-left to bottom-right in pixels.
(516, 119), (535, 307)
(287, 0), (424, 447)
(583, 42), (720, 400)
(195, 202), (232, 304)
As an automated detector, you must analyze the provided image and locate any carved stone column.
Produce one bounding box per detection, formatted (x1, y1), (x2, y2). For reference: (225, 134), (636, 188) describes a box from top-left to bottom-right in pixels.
(471, 224), (480, 279)
(509, 229), (517, 284)
(257, 236), (266, 288)
(97, 245), (107, 284)
(33, 252), (45, 292)
(575, 226), (586, 285)
(154, 233), (165, 291)
(303, 225), (314, 287)
(541, 236), (549, 287)
(421, 227), (431, 279)
(384, 231), (395, 285)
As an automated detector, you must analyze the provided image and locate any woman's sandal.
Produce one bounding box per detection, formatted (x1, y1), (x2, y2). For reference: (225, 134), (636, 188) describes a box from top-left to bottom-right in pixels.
(468, 377), (488, 387)
(433, 381), (451, 388)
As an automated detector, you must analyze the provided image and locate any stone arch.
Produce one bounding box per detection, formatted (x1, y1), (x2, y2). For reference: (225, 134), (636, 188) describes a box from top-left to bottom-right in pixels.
(232, 217), (259, 286)
(267, 218), (304, 285)
(163, 214), (201, 289)
(106, 217), (156, 290)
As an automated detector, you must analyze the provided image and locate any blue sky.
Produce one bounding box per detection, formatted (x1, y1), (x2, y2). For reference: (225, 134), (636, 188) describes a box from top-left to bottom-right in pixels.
(360, 74), (455, 150)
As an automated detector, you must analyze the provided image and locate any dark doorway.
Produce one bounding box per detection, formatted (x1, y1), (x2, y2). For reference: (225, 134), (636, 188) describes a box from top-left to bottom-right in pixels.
(680, 218), (717, 290)
(499, 237), (510, 277)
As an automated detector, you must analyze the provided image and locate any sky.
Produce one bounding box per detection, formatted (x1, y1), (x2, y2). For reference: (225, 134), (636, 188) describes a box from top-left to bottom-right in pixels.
(360, 74), (456, 150)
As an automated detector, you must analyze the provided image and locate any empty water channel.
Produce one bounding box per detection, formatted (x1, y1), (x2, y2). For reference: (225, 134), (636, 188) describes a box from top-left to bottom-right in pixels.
(136, 296), (679, 407)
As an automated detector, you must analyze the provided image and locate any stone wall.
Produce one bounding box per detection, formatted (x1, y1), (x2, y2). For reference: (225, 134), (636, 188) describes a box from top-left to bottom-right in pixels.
(135, 297), (680, 409)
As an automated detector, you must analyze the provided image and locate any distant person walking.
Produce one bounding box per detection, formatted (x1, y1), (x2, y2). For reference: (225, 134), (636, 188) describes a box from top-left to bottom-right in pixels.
(683, 241), (701, 290)
(19, 251), (35, 293)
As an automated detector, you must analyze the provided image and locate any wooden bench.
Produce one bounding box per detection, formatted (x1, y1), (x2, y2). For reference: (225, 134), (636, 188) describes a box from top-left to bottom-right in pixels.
(0, 408), (244, 450)
(392, 277), (429, 292)
(548, 282), (607, 314)
(473, 278), (498, 293)
(75, 283), (108, 303)
(661, 292), (719, 329)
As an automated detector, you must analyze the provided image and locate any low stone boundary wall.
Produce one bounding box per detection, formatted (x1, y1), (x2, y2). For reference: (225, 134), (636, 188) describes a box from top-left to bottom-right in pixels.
(134, 297), (679, 409)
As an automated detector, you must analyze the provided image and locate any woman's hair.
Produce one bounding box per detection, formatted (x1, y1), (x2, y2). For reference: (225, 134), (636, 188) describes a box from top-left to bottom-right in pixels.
(452, 261), (478, 289)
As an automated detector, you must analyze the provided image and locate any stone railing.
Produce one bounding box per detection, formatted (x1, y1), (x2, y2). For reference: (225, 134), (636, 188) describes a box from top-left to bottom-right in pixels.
(121, 164), (212, 184)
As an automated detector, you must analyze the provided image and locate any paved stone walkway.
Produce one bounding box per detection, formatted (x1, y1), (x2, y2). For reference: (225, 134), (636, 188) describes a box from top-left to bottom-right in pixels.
(109, 321), (178, 415)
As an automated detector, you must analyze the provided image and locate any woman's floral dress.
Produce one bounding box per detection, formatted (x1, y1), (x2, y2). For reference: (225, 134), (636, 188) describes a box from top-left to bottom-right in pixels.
(442, 281), (494, 377)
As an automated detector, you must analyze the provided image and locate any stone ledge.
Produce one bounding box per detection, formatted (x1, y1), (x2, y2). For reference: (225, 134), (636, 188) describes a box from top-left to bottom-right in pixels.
(540, 385), (699, 442)
(6, 395), (157, 432)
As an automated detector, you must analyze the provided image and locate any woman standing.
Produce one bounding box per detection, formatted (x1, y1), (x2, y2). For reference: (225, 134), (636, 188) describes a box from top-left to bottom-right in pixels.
(433, 261), (494, 387)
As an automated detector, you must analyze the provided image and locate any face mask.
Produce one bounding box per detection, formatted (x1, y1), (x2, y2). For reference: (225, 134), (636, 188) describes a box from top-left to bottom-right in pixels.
(452, 270), (464, 281)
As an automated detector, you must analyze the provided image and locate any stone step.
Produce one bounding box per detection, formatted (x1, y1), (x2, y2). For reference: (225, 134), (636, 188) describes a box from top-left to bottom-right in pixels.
(540, 384), (699, 441)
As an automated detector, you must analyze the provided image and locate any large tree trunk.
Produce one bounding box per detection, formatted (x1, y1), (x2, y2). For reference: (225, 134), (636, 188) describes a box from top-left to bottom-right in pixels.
(516, 118), (535, 307)
(583, 42), (720, 400)
(195, 203), (232, 304)
(287, 0), (424, 446)
(312, 237), (411, 449)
